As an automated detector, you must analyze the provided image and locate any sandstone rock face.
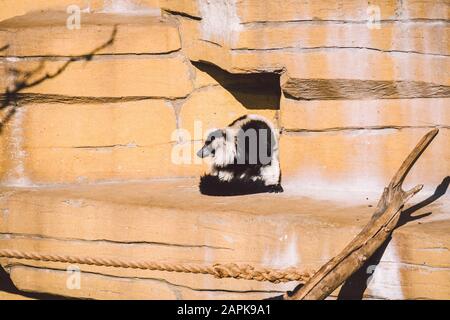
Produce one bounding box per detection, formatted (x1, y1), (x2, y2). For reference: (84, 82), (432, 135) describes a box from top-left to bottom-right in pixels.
(0, 12), (192, 184)
(0, 12), (180, 57)
(0, 9), (282, 184)
(0, 0), (449, 300)
(0, 180), (449, 299)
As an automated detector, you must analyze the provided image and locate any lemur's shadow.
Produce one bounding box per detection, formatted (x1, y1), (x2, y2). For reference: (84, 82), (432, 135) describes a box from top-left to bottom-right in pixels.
(337, 176), (450, 300)
(199, 174), (282, 196)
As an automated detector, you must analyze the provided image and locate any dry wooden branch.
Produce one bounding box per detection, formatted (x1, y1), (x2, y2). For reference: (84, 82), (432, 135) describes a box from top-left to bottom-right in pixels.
(285, 128), (439, 300)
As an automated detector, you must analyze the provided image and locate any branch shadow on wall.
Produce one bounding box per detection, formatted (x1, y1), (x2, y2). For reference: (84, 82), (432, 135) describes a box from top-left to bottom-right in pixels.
(337, 176), (450, 300)
(192, 61), (281, 110)
(0, 29), (118, 298)
(0, 27), (117, 135)
(266, 176), (450, 300)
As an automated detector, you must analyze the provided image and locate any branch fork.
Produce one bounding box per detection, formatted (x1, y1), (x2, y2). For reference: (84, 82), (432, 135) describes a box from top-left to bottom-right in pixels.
(286, 129), (439, 300)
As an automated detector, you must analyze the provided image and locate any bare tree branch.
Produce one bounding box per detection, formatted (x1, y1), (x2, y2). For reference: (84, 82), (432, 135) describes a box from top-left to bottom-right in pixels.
(285, 129), (439, 300)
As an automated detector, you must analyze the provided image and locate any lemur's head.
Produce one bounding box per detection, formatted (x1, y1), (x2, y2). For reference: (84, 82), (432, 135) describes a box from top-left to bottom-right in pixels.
(197, 129), (236, 167)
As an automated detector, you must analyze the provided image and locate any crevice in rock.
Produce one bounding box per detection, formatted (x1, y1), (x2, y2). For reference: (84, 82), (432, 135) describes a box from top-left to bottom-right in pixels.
(7, 264), (285, 296)
(382, 261), (450, 271)
(232, 46), (449, 58)
(162, 9), (202, 21)
(284, 125), (450, 134)
(0, 50), (183, 61)
(416, 247), (449, 252)
(0, 93), (190, 105)
(241, 18), (450, 26)
(165, 99), (182, 132)
(191, 61), (281, 110)
(0, 232), (233, 250)
(72, 144), (140, 149)
(199, 38), (223, 47)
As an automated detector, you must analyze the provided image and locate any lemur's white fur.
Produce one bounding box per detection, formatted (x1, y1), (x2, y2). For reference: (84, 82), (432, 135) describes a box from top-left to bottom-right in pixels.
(260, 157), (281, 186)
(210, 132), (237, 169)
(217, 170), (234, 181)
(206, 115), (281, 186)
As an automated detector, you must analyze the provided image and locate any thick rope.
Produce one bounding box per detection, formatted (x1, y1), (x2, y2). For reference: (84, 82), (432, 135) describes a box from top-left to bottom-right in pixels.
(0, 249), (312, 284)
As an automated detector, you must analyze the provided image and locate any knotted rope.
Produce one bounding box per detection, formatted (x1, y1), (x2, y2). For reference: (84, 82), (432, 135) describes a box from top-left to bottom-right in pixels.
(0, 249), (313, 283)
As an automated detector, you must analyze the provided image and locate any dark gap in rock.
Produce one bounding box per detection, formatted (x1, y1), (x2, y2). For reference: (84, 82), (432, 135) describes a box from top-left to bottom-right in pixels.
(192, 61), (281, 110)
(0, 266), (74, 300)
(164, 9), (202, 21)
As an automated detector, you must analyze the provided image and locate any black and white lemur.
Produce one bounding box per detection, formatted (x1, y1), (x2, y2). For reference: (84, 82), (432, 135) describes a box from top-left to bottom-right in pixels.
(197, 114), (283, 196)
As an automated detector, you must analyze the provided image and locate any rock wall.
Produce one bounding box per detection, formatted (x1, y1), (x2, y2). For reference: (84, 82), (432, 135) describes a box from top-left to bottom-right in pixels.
(0, 0), (448, 196)
(0, 7), (279, 186)
(1, 180), (449, 300)
(0, 0), (449, 300)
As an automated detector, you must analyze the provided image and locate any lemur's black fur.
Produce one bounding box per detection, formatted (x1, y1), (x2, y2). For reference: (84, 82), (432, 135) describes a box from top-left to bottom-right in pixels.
(199, 174), (280, 196)
(197, 115), (283, 196)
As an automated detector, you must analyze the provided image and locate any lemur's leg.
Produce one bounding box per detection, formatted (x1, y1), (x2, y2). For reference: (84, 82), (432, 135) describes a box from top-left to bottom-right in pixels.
(239, 167), (261, 181)
(268, 184), (284, 193)
(218, 170), (234, 181)
(260, 161), (281, 187)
